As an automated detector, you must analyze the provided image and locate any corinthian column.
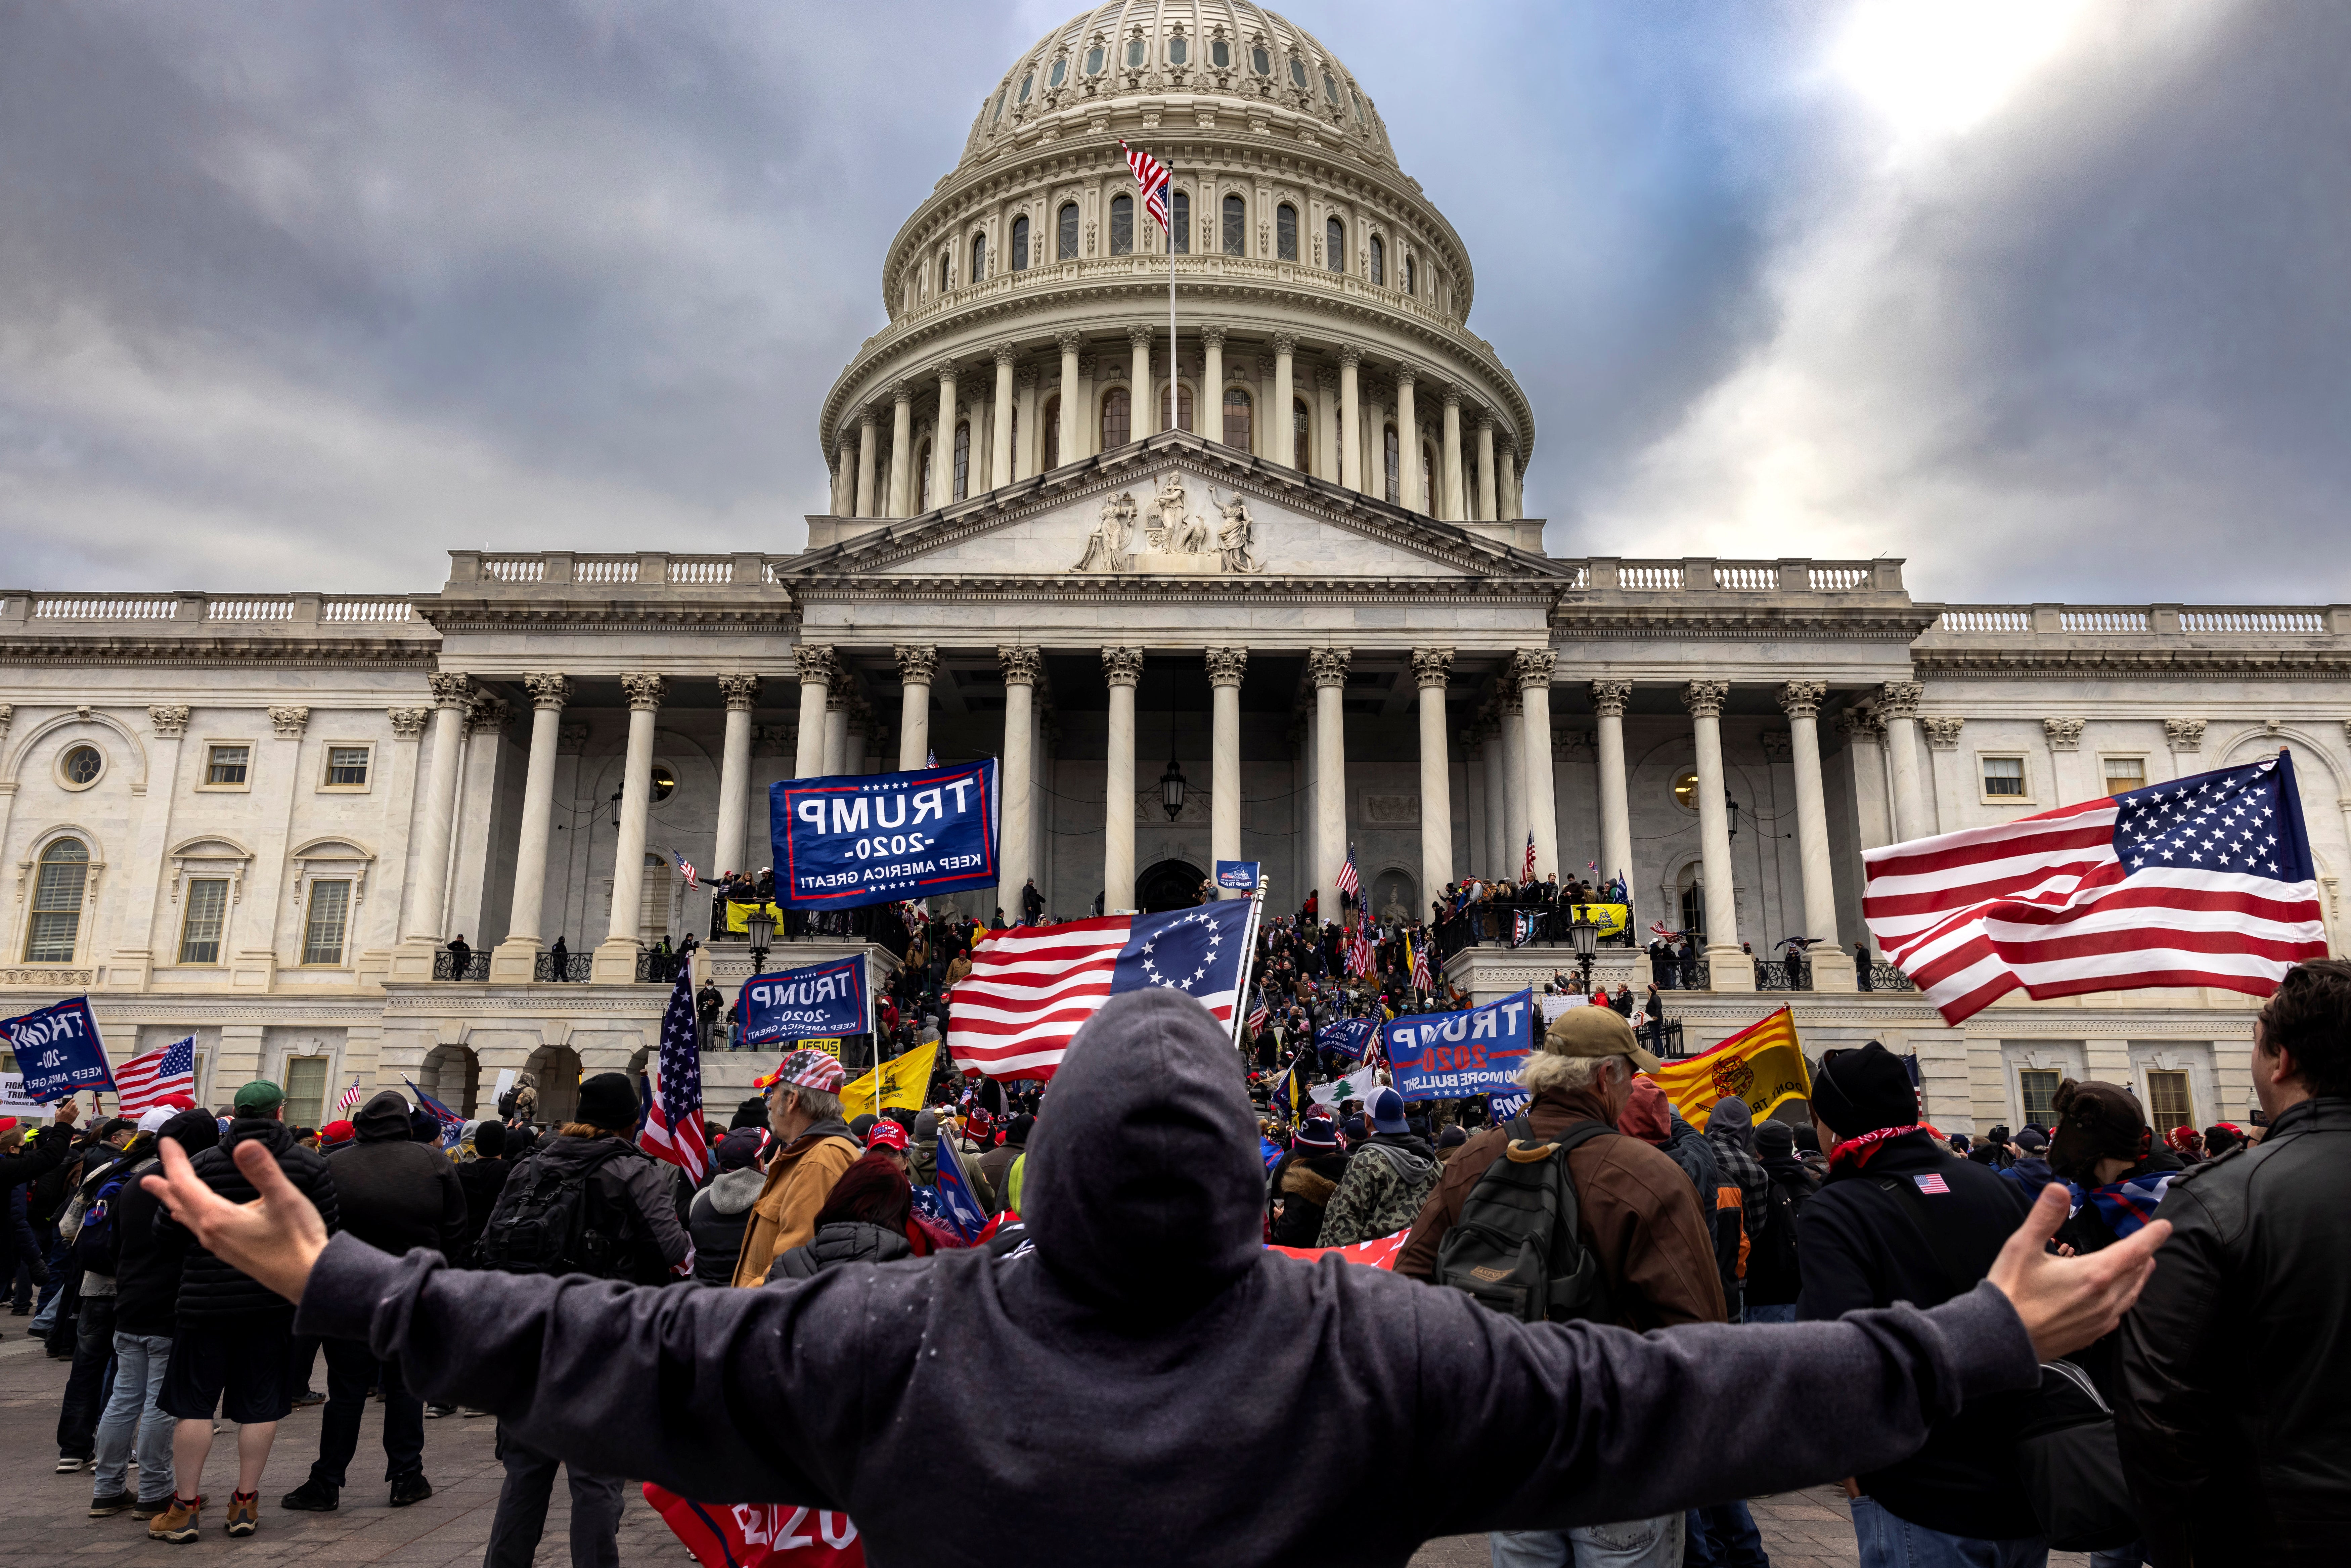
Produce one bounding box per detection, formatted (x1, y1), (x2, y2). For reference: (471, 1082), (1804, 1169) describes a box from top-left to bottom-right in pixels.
(1207, 648), (1247, 893)
(895, 645), (937, 770)
(491, 674), (570, 981)
(395, 672), (474, 977)
(930, 361), (959, 507)
(1128, 325), (1155, 440)
(1337, 348), (1363, 492)
(989, 343), (1017, 489)
(1515, 651), (1559, 881)
(1103, 646), (1145, 911)
(594, 674), (665, 983)
(792, 645), (834, 778)
(1395, 369), (1422, 512)
(1779, 680), (1854, 991)
(714, 675), (759, 880)
(1879, 680), (1929, 842)
(854, 409), (879, 518)
(1683, 679), (1753, 991)
(1307, 648), (1351, 906)
(887, 384), (915, 518)
(997, 646), (1042, 917)
(1271, 332), (1298, 467)
(1056, 330), (1081, 467)
(1440, 391), (1465, 522)
(1591, 679), (1634, 894)
(1200, 327), (1226, 444)
(1500, 692), (1527, 874)
(1413, 648), (1453, 903)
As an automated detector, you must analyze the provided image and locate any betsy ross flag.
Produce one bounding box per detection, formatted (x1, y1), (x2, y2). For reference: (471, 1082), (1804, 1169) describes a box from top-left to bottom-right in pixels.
(1522, 830), (1537, 882)
(640, 970), (711, 1180)
(948, 899), (1254, 1079)
(336, 1075), (363, 1113)
(1334, 845), (1361, 899)
(114, 1036), (195, 1115)
(1119, 140), (1170, 231)
(1864, 752), (2327, 1026)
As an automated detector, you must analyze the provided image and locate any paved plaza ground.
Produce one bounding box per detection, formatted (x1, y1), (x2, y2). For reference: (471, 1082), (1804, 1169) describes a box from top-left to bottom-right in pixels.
(2, 1324), (2086, 1566)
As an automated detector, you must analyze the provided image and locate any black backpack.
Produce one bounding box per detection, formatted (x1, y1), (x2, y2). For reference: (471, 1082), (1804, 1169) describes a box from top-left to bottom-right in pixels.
(72, 1160), (143, 1277)
(1435, 1116), (1616, 1324)
(497, 1088), (520, 1119)
(1752, 1172), (1809, 1295)
(475, 1141), (640, 1278)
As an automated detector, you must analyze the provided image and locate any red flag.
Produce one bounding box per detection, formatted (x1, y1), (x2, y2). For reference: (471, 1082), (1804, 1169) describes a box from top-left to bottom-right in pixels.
(642, 1484), (862, 1568)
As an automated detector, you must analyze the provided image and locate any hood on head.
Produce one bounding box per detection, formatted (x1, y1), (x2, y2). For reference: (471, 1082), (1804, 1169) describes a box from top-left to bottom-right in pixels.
(353, 1090), (415, 1144)
(1708, 1094), (1755, 1148)
(1619, 1076), (1671, 1144)
(1023, 988), (1261, 1318)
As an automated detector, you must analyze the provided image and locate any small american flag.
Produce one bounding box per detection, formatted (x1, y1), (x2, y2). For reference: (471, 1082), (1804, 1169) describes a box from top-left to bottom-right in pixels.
(336, 1075), (363, 1112)
(1522, 830), (1537, 882)
(678, 858), (698, 890)
(1345, 922), (1375, 977)
(1864, 752), (2327, 1025)
(640, 970), (710, 1180)
(114, 1036), (195, 1115)
(1912, 1172), (1951, 1195)
(1246, 990), (1271, 1036)
(1119, 140), (1170, 232)
(1410, 935), (1432, 993)
(1333, 845), (1361, 899)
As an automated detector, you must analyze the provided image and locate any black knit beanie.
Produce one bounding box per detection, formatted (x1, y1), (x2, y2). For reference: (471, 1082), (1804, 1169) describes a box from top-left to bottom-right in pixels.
(1809, 1041), (1916, 1139)
(575, 1072), (638, 1132)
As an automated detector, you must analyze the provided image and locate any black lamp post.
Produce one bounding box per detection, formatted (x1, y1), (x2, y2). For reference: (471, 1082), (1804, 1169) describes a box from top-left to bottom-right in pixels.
(1568, 904), (1601, 993)
(744, 907), (775, 973)
(1725, 794), (1741, 841)
(1159, 753), (1188, 822)
(609, 788), (624, 832)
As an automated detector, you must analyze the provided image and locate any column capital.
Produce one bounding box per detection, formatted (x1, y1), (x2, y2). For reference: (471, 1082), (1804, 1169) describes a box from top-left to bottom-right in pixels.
(524, 673), (572, 710)
(997, 644), (1044, 687)
(1126, 323), (1154, 349)
(148, 704), (191, 739)
(1199, 324), (1228, 348)
(1475, 411), (1495, 432)
(891, 380), (919, 405)
(857, 406), (881, 429)
(2164, 717), (2206, 753)
(717, 674), (761, 711)
(387, 708), (429, 741)
(1590, 679), (1633, 717)
(427, 672), (474, 709)
(621, 674), (666, 712)
(1511, 649), (1557, 689)
(1922, 717), (1966, 751)
(1681, 679), (1730, 719)
(1458, 726), (1482, 752)
(2042, 716), (2085, 751)
(1313, 364), (1338, 390)
(1410, 647), (1453, 688)
(1441, 386), (1463, 408)
(1335, 344), (1362, 369)
(1055, 328), (1084, 353)
(824, 692), (849, 714)
(1774, 680), (1826, 720)
(268, 705), (310, 740)
(465, 695), (511, 736)
(1015, 363), (1038, 389)
(1835, 708), (1886, 743)
(1270, 330), (1300, 355)
(1102, 645), (1146, 687)
(990, 340), (1019, 366)
(559, 721), (590, 754)
(1392, 363), (1418, 389)
(1307, 646), (1350, 689)
(1496, 689), (1525, 719)
(793, 643), (839, 686)
(927, 358), (960, 384)
(894, 644), (940, 685)
(1205, 646), (1249, 687)
(1876, 680), (1924, 719)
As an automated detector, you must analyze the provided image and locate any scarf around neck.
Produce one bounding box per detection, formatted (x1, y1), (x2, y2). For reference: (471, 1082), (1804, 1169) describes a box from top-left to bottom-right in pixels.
(2079, 1169), (2176, 1240)
(1827, 1122), (1926, 1175)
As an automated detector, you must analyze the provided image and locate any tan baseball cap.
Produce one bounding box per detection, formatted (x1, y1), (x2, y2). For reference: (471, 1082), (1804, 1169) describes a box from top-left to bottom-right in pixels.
(1541, 1003), (1662, 1073)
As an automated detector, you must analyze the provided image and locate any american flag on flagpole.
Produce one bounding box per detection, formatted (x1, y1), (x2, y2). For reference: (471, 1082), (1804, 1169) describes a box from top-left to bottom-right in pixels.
(640, 969), (710, 1180)
(1410, 934), (1432, 993)
(1334, 845), (1361, 899)
(948, 900), (1254, 1079)
(1246, 989), (1271, 1036)
(113, 1036), (195, 1115)
(1345, 922), (1376, 977)
(1119, 140), (1170, 231)
(1522, 830), (1537, 881)
(336, 1075), (363, 1113)
(1864, 751), (2328, 1026)
(678, 858), (698, 890)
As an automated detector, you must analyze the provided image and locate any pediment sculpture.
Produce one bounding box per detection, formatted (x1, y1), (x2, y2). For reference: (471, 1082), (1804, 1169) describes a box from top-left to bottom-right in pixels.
(1071, 474), (1267, 576)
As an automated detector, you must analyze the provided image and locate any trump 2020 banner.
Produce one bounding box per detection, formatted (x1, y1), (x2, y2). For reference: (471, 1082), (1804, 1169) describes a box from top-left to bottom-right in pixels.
(739, 956), (870, 1050)
(0, 997), (115, 1103)
(1215, 859), (1262, 892)
(1380, 989), (1535, 1103)
(770, 759), (999, 909)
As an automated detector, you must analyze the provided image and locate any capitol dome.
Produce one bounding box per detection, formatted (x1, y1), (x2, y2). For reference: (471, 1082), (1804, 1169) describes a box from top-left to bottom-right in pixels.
(814, 3), (1537, 546)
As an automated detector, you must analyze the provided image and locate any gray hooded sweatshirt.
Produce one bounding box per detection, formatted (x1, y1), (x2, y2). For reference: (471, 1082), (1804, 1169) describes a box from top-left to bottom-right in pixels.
(291, 988), (2036, 1567)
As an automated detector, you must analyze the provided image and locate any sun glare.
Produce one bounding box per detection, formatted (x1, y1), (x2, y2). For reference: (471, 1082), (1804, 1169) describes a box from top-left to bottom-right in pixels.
(1827, 0), (2091, 141)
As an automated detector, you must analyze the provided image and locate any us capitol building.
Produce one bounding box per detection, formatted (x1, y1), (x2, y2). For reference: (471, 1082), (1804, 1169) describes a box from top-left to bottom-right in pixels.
(3, 1), (2342, 1130)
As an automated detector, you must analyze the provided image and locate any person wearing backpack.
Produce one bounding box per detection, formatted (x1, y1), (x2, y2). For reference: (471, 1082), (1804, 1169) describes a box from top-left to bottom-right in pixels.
(1397, 1005), (1724, 1568)
(1315, 1088), (1439, 1247)
(53, 1115), (152, 1474)
(1745, 1120), (1816, 1325)
(474, 1071), (687, 1568)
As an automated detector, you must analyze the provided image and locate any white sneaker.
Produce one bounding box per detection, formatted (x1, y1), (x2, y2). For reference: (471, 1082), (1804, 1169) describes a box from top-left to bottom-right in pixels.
(56, 1454), (89, 1473)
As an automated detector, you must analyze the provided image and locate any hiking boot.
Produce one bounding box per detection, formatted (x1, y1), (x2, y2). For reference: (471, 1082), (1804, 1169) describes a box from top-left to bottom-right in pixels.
(89, 1490), (137, 1517)
(388, 1473), (433, 1508)
(224, 1490), (260, 1537)
(132, 1496), (171, 1519)
(150, 1495), (203, 1543)
(278, 1478), (338, 1512)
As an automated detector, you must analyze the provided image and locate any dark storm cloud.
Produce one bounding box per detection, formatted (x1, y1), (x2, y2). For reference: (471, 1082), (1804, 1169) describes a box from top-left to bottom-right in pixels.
(0, 0), (2341, 603)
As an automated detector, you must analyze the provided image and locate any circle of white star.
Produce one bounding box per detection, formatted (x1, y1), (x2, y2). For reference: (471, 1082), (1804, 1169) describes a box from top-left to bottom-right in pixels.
(1137, 908), (1227, 990)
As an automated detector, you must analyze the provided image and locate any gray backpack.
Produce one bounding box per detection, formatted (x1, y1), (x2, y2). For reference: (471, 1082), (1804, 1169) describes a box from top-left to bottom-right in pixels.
(1435, 1116), (1615, 1324)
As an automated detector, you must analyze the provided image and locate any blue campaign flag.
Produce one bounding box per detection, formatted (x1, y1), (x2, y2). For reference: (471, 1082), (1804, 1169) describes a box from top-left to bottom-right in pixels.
(2, 997), (113, 1104)
(772, 758), (999, 909)
(1315, 1015), (1376, 1062)
(1215, 859), (1262, 892)
(1380, 989), (1536, 1103)
(402, 1076), (468, 1148)
(738, 956), (869, 1050)
(1489, 1090), (1533, 1123)
(931, 1134), (992, 1241)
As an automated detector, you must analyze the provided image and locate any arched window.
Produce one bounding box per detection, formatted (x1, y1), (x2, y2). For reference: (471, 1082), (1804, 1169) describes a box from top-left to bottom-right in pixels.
(970, 233), (986, 284)
(1223, 388), (1251, 449)
(1322, 70), (1339, 104)
(1170, 190), (1189, 254)
(1405, 256), (1416, 296)
(1679, 878), (1706, 942)
(1085, 44), (1105, 75)
(25, 838), (88, 962)
(1110, 194), (1134, 256)
(1017, 72), (1033, 104)
(939, 254), (951, 293)
(1251, 44), (1271, 76)
(1326, 217), (1344, 273)
(1011, 215), (1029, 271)
(1370, 235), (1384, 285)
(992, 90), (1005, 123)
(1289, 57), (1308, 89)
(1058, 202), (1079, 260)
(952, 421), (970, 500)
(917, 440), (933, 511)
(1043, 395), (1061, 469)
(1384, 425), (1401, 503)
(1101, 387), (1131, 450)
(1277, 203), (1297, 262)
(1164, 382), (1193, 433)
(1049, 57), (1067, 89)
(1221, 193), (1245, 256)
(1294, 399), (1312, 467)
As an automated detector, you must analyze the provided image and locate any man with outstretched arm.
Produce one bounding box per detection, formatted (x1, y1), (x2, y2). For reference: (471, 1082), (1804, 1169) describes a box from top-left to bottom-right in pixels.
(143, 989), (2167, 1568)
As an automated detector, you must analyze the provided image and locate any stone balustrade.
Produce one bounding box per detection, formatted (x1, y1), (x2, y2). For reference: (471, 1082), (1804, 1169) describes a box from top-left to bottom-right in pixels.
(3, 592), (416, 625)
(1927, 604), (2349, 637)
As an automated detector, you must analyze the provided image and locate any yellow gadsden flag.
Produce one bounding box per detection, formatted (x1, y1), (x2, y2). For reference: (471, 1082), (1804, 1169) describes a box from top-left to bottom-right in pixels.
(840, 1040), (939, 1121)
(1650, 1006), (1812, 1132)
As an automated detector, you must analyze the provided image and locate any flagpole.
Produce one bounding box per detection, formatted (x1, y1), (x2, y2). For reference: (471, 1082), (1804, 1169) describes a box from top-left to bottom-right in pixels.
(1229, 878), (1267, 1057)
(1168, 158), (1177, 437)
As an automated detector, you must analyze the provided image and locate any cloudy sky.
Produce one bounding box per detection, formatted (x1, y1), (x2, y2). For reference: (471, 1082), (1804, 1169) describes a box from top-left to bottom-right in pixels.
(0, 0), (2342, 602)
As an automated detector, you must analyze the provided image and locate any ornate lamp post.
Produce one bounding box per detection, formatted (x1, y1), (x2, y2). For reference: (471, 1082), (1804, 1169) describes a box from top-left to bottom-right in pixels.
(1567, 904), (1601, 993)
(744, 906), (776, 973)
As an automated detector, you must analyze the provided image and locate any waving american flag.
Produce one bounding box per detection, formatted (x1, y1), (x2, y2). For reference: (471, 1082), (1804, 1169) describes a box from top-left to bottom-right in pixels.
(1334, 845), (1361, 899)
(114, 1036), (195, 1115)
(640, 969), (710, 1180)
(1119, 140), (1170, 232)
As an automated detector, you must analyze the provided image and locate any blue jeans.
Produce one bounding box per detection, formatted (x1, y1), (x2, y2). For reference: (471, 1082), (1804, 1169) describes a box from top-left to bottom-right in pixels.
(1746, 1303), (1799, 1324)
(1850, 1495), (2047, 1568)
(1491, 1514), (1683, 1568)
(1685, 1500), (1769, 1566)
(94, 1331), (176, 1504)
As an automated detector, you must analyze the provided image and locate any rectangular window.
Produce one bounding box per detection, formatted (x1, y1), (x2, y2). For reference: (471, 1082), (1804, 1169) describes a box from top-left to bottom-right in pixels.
(2019, 1069), (2061, 1129)
(25, 853), (88, 963)
(302, 880), (351, 966)
(2146, 1069), (2194, 1133)
(283, 1057), (329, 1130)
(205, 745), (250, 787)
(2102, 756), (2146, 796)
(1982, 756), (2026, 797)
(178, 878), (229, 965)
(1170, 191), (1189, 254)
(323, 746), (370, 788)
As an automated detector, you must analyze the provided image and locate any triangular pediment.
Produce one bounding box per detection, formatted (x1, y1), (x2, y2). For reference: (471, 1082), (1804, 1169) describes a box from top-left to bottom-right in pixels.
(782, 433), (1565, 584)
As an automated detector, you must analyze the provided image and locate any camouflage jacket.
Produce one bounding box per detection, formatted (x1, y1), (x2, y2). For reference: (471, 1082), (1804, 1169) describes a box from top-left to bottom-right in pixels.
(1316, 1134), (1441, 1247)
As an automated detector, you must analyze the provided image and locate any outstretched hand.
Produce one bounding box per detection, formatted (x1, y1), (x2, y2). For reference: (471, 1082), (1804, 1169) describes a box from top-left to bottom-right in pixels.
(142, 1136), (329, 1304)
(1987, 1182), (2167, 1361)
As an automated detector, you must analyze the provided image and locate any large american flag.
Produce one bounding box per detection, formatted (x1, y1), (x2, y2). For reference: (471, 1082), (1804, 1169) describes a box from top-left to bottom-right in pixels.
(1864, 752), (2328, 1025)
(640, 970), (710, 1180)
(1410, 934), (1432, 993)
(1119, 140), (1170, 232)
(114, 1036), (195, 1115)
(948, 900), (1254, 1079)
(1345, 921), (1376, 977)
(1334, 845), (1361, 899)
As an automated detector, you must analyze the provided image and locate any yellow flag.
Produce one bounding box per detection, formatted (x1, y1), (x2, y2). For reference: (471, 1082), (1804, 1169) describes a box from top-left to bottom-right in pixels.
(722, 900), (786, 934)
(1649, 1006), (1811, 1132)
(840, 1041), (939, 1120)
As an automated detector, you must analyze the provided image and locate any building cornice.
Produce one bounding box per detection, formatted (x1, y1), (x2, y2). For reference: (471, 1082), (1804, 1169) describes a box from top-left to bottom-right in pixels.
(1914, 647), (2351, 679)
(1552, 605), (1938, 644)
(0, 636), (436, 669)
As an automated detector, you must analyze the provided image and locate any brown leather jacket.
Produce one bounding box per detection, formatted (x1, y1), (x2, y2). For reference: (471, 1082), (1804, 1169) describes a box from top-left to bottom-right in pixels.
(1395, 1082), (1726, 1329)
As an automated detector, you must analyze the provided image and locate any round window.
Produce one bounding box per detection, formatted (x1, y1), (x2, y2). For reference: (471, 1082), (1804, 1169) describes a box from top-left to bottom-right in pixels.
(1671, 769), (1700, 812)
(650, 763), (678, 805)
(60, 745), (104, 788)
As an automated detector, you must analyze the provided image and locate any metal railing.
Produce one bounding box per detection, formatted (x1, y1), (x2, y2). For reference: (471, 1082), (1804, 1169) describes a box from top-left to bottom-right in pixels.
(432, 952), (490, 981)
(1861, 961), (1918, 993)
(533, 951), (593, 982)
(1755, 960), (1813, 992)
